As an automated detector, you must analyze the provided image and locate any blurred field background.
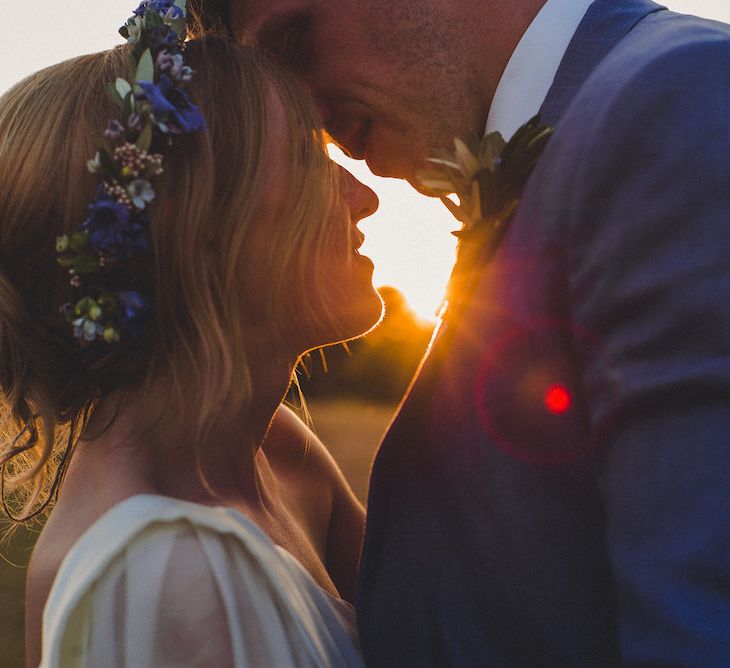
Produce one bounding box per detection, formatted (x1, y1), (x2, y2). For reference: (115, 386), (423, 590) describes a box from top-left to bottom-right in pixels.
(0, 287), (432, 666)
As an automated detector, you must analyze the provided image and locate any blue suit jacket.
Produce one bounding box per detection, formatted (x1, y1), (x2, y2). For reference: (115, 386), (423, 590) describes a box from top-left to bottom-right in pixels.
(357, 1), (730, 665)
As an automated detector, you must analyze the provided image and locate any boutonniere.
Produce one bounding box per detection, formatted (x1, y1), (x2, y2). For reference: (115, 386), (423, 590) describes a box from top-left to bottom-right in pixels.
(418, 115), (553, 318)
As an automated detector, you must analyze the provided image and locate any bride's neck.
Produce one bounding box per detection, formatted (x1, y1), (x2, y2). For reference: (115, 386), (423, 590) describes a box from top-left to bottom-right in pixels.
(72, 351), (296, 509)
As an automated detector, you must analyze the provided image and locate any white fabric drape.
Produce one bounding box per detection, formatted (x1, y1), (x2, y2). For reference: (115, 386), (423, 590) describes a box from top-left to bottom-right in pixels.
(41, 494), (364, 667)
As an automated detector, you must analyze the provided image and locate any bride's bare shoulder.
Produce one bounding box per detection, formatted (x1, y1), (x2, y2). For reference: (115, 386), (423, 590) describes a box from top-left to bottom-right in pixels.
(264, 404), (359, 501)
(264, 405), (331, 470)
(24, 446), (153, 667)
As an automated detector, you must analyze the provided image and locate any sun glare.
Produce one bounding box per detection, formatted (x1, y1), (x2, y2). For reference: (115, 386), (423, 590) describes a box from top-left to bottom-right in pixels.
(328, 146), (457, 322)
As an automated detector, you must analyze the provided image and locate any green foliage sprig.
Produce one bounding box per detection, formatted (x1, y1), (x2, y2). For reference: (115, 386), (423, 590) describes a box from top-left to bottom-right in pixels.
(417, 115), (553, 317)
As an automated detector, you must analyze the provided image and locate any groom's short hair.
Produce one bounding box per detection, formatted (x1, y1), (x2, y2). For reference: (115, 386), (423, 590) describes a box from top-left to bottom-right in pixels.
(189, 0), (233, 35)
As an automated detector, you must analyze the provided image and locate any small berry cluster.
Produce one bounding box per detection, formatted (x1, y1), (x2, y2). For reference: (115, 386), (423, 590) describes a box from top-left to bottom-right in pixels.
(114, 143), (164, 180)
(103, 180), (134, 208)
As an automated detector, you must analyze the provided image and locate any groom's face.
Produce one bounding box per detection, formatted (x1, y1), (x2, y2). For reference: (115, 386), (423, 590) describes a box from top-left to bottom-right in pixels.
(233, 0), (489, 188)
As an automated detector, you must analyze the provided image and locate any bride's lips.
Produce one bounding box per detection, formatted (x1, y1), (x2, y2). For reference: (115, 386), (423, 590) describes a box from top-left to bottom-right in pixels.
(352, 228), (366, 252)
(351, 230), (373, 267)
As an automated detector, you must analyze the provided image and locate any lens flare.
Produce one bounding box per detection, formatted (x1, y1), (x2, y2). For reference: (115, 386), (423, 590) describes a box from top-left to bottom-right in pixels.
(544, 384), (572, 415)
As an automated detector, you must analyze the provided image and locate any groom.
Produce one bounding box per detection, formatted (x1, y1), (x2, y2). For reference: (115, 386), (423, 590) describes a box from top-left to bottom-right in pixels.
(194, 0), (730, 664)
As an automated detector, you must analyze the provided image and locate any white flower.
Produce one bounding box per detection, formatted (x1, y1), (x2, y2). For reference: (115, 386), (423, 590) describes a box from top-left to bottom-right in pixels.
(73, 318), (103, 342)
(127, 179), (155, 210)
(170, 54), (193, 81)
(87, 152), (102, 174)
(126, 17), (143, 44)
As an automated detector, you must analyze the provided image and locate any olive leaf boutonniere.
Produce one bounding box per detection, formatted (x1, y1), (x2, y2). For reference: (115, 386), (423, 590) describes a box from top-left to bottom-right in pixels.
(418, 115), (553, 317)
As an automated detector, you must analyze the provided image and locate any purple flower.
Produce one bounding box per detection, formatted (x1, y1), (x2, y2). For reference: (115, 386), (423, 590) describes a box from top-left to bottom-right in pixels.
(157, 50), (193, 81)
(104, 119), (126, 141)
(156, 49), (174, 70)
(127, 112), (144, 133)
(137, 75), (206, 134)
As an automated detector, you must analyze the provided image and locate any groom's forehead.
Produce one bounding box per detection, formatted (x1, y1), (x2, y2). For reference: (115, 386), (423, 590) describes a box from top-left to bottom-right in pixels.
(232, 0), (321, 39)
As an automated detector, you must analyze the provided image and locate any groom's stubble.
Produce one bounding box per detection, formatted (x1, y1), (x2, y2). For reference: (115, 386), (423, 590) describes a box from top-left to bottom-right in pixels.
(357, 0), (489, 182)
(223, 0), (546, 184)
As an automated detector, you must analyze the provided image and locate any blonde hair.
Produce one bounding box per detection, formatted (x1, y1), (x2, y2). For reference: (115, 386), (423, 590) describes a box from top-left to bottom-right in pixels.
(0, 36), (346, 521)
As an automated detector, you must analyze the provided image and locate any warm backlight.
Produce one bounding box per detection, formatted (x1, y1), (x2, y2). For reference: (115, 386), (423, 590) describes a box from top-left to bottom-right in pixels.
(328, 146), (456, 321)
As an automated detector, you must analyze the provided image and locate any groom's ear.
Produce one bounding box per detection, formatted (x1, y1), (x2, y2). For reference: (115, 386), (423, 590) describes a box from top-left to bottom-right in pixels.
(188, 0), (234, 37)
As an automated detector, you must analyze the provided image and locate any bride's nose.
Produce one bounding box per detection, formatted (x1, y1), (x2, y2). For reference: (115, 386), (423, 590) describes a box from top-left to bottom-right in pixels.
(340, 168), (379, 223)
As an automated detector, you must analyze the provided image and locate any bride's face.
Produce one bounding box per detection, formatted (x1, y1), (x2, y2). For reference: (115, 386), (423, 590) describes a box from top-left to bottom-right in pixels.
(314, 164), (384, 344)
(243, 90), (383, 352)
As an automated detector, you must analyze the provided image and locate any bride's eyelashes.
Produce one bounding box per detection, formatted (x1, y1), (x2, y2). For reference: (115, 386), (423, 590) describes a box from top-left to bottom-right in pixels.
(258, 11), (314, 75)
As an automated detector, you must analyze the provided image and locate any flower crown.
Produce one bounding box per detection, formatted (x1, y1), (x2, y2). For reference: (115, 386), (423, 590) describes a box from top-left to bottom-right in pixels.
(56, 0), (205, 344)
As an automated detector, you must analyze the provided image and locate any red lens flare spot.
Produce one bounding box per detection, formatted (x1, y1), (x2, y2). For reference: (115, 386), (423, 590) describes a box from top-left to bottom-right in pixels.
(544, 384), (572, 414)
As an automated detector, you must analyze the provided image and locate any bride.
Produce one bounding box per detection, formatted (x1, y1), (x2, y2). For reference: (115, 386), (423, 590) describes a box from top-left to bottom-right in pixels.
(0, 2), (382, 666)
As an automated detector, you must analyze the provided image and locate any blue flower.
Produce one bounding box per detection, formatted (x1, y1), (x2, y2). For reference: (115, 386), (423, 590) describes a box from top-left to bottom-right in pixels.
(82, 193), (131, 251)
(121, 212), (150, 255)
(137, 75), (206, 134)
(129, 2), (184, 50)
(134, 0), (183, 18)
(82, 192), (148, 257)
(117, 291), (151, 336)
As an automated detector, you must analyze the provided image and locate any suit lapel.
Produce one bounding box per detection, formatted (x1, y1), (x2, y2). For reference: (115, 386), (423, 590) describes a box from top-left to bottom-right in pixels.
(539, 0), (666, 127)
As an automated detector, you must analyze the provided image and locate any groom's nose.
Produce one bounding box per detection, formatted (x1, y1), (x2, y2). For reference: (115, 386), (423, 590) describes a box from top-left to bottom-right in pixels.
(341, 168), (379, 222)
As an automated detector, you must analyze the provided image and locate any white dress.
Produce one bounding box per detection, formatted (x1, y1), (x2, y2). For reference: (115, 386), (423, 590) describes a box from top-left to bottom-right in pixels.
(40, 494), (365, 667)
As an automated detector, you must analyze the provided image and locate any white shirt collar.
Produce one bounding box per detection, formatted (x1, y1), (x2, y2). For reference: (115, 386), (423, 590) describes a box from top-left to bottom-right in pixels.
(485, 0), (595, 138)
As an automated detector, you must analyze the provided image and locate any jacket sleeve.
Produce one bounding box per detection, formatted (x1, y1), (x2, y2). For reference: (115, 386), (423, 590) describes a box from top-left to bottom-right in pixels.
(559, 38), (730, 664)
